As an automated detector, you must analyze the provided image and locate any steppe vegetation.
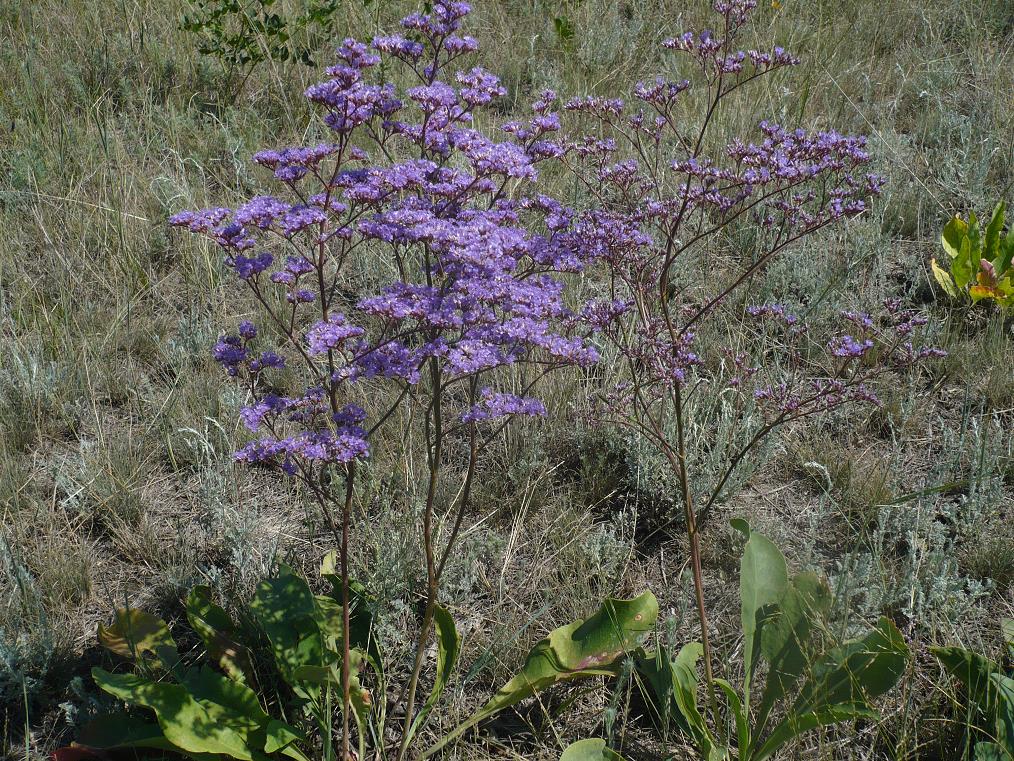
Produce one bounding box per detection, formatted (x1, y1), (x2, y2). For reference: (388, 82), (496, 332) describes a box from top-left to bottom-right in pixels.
(1, 0), (1012, 759)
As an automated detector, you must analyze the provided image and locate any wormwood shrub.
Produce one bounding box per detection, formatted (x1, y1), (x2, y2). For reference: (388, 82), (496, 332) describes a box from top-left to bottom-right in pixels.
(0, 539), (56, 724)
(73, 0), (948, 757)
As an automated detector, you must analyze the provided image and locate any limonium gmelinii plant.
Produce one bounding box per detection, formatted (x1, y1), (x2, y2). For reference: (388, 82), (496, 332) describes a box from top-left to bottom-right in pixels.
(170, 0), (944, 757)
(539, 0), (944, 732)
(171, 2), (604, 757)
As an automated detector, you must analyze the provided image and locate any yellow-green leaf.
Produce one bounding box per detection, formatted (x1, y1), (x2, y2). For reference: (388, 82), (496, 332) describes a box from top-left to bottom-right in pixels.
(187, 586), (256, 684)
(405, 604), (460, 746)
(420, 591), (657, 759)
(941, 215), (969, 259)
(98, 609), (176, 669)
(931, 258), (960, 298)
(560, 738), (628, 760)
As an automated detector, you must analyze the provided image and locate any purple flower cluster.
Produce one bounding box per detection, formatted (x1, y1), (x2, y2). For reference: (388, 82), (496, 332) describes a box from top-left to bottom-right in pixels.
(212, 324), (288, 379)
(461, 390), (547, 423)
(533, 0), (946, 443)
(306, 314), (364, 356)
(828, 334), (874, 359)
(169, 0), (602, 480)
(663, 1), (799, 76)
(171, 0), (946, 496)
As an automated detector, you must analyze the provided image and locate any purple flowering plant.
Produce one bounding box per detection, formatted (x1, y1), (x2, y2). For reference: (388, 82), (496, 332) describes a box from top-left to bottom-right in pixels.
(534, 0), (945, 729)
(171, 2), (610, 757)
(164, 0), (946, 756)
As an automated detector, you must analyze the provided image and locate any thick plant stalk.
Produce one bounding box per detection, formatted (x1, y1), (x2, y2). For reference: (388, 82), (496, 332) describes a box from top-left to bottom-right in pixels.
(672, 382), (722, 733)
(397, 358), (443, 761)
(340, 463), (356, 761)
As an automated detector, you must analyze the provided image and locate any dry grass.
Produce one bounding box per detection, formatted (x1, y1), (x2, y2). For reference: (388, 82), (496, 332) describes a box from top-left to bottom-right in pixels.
(1, 0), (1013, 758)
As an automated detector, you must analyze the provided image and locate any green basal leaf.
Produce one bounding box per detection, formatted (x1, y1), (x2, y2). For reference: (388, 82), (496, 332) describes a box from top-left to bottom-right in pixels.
(953, 235), (975, 290)
(989, 673), (1013, 758)
(794, 617), (908, 711)
(312, 593), (345, 651)
(405, 604), (460, 745)
(942, 215), (969, 259)
(187, 585), (256, 684)
(670, 641), (718, 756)
(92, 669), (263, 760)
(421, 591), (657, 759)
(930, 645), (1001, 713)
(179, 666), (268, 723)
(474, 590), (657, 721)
(937, 204), (1013, 305)
(931, 623), (1014, 758)
(983, 201), (1006, 262)
(714, 678), (748, 760)
(968, 210), (982, 256)
(98, 608), (177, 670)
(997, 229), (1014, 276)
(250, 564), (326, 691)
(265, 720), (308, 759)
(92, 665), (306, 761)
(560, 738), (628, 761)
(635, 647), (681, 732)
(754, 617), (908, 760)
(733, 519), (789, 715)
(755, 571), (831, 734)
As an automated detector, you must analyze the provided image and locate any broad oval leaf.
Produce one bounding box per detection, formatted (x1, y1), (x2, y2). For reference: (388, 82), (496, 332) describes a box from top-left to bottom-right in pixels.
(560, 738), (628, 761)
(794, 617), (908, 711)
(475, 590), (657, 721)
(187, 585), (256, 684)
(405, 604), (461, 745)
(250, 564), (326, 690)
(98, 609), (176, 666)
(734, 519), (789, 714)
(942, 215), (969, 260)
(91, 669), (262, 760)
(422, 591), (657, 759)
(754, 617), (908, 760)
